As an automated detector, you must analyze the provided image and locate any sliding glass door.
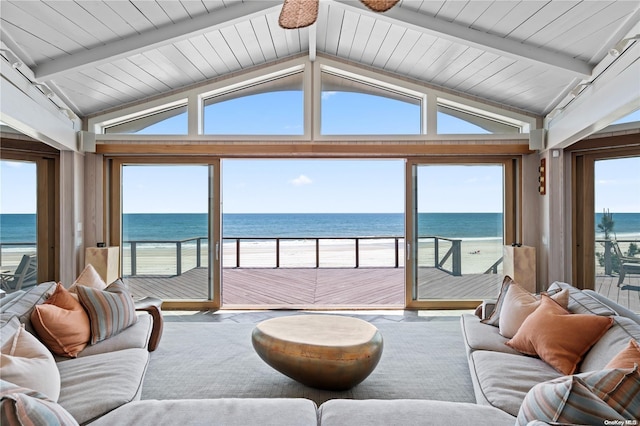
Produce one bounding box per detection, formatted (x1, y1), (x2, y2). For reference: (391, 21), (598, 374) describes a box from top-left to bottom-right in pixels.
(0, 160), (38, 292)
(407, 160), (515, 307)
(1, 146), (58, 288)
(112, 160), (221, 307)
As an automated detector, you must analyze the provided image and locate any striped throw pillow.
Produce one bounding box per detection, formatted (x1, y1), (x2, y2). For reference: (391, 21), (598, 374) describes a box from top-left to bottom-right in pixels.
(516, 366), (640, 425)
(0, 380), (78, 426)
(580, 366), (640, 419)
(76, 279), (137, 345)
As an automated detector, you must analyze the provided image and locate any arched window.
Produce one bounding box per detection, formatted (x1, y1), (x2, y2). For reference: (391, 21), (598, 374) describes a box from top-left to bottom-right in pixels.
(104, 104), (187, 135)
(321, 71), (421, 135)
(203, 71), (304, 135)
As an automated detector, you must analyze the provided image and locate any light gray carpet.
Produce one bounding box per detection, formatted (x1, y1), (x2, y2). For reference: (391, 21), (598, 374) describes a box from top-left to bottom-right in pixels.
(141, 318), (475, 405)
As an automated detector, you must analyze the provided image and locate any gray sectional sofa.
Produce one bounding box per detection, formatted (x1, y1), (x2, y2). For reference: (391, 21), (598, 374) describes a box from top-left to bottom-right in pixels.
(460, 281), (640, 419)
(0, 281), (161, 425)
(1, 280), (638, 425)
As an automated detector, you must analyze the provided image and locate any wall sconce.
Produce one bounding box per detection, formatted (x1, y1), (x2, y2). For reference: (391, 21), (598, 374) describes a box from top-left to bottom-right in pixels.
(609, 34), (640, 57)
(0, 48), (23, 68)
(538, 158), (546, 195)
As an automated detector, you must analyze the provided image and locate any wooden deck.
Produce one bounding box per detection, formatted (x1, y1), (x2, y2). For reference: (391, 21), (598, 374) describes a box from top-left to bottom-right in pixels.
(123, 267), (640, 311)
(125, 267), (496, 309)
(594, 274), (640, 312)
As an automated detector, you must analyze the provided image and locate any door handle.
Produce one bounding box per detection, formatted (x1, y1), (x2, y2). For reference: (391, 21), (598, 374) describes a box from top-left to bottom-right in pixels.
(215, 242), (220, 261)
(406, 242), (411, 261)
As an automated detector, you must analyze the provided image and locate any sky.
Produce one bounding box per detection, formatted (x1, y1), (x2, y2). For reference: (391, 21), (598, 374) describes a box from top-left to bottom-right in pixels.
(595, 156), (640, 213)
(1, 95), (639, 215)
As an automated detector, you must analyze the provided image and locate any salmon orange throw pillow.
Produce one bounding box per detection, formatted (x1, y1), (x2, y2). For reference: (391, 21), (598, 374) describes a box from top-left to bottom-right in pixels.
(30, 283), (91, 357)
(506, 294), (613, 375)
(605, 339), (640, 369)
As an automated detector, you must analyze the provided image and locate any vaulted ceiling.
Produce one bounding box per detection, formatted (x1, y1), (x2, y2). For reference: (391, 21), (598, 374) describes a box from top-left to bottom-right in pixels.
(1, 0), (639, 120)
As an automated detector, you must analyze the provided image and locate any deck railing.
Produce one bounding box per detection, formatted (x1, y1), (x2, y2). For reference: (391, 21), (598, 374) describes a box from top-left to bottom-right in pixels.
(595, 238), (639, 275)
(120, 235), (464, 277)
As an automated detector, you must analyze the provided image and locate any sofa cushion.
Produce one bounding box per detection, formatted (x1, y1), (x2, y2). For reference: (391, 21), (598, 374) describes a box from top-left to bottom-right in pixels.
(318, 399), (515, 426)
(498, 283), (568, 338)
(0, 290), (26, 309)
(56, 348), (149, 425)
(583, 289), (640, 323)
(605, 339), (640, 369)
(516, 371), (628, 426)
(30, 284), (91, 358)
(580, 316), (640, 372)
(76, 279), (137, 345)
(506, 294), (613, 375)
(548, 281), (618, 316)
(0, 380), (78, 426)
(468, 350), (560, 416)
(459, 314), (520, 356)
(89, 398), (319, 426)
(72, 313), (152, 358)
(0, 322), (60, 402)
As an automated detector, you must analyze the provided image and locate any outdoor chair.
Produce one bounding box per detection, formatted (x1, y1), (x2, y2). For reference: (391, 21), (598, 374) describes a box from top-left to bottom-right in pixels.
(612, 241), (640, 286)
(0, 254), (37, 292)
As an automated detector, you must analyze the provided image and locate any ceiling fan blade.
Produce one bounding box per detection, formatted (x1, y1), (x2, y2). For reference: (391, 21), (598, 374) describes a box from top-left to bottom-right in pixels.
(359, 0), (400, 12)
(279, 0), (319, 29)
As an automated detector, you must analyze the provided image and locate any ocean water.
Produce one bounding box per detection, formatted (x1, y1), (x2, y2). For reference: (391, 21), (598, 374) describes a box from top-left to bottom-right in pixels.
(2, 212), (639, 243)
(122, 213), (502, 240)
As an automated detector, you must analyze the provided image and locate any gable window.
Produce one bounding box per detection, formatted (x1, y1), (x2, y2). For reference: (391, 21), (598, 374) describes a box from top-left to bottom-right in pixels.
(321, 69), (422, 135)
(437, 99), (522, 134)
(203, 71), (303, 135)
(104, 104), (187, 135)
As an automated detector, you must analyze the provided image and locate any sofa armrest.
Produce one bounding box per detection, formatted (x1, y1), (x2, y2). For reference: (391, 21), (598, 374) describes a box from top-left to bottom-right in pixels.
(135, 297), (163, 352)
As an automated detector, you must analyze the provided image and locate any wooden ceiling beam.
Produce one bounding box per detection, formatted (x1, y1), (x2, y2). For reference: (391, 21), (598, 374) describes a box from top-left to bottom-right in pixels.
(333, 0), (593, 78)
(96, 142), (533, 157)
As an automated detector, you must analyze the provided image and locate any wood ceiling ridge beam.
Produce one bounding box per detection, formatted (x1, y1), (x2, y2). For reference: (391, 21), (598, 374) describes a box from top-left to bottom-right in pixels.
(34, 1), (282, 82)
(331, 0), (593, 79)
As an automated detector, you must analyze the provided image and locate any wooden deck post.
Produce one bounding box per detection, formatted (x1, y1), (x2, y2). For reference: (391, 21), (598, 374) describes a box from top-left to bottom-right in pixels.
(131, 242), (137, 276)
(452, 240), (461, 276)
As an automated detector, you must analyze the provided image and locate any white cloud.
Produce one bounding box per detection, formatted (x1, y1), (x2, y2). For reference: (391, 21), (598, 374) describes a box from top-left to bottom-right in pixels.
(597, 179), (618, 185)
(321, 91), (337, 100)
(290, 174), (312, 186)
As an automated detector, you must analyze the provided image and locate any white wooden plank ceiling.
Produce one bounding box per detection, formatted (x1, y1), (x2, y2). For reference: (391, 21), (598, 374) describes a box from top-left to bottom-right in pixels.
(1, 0), (638, 117)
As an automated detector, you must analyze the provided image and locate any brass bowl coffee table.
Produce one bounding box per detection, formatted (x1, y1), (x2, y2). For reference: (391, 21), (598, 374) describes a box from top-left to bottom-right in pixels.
(252, 314), (383, 391)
